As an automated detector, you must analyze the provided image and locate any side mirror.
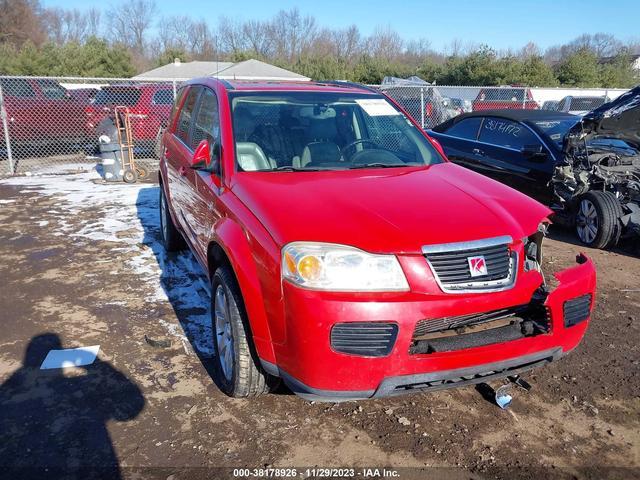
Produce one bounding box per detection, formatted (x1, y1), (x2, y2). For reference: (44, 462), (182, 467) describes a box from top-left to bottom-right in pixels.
(191, 139), (222, 175)
(522, 144), (547, 162)
(191, 139), (211, 169)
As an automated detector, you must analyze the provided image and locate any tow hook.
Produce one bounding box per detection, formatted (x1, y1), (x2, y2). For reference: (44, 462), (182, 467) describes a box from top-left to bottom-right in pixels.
(477, 375), (533, 409)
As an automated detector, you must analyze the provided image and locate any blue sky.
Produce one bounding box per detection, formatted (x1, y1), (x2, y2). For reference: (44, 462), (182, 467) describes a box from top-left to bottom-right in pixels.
(43, 0), (640, 51)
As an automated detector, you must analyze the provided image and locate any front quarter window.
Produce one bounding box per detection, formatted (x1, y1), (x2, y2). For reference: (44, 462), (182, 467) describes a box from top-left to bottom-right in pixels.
(229, 91), (443, 172)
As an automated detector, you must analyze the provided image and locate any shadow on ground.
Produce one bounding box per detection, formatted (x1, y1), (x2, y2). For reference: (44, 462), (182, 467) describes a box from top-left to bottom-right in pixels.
(0, 333), (144, 479)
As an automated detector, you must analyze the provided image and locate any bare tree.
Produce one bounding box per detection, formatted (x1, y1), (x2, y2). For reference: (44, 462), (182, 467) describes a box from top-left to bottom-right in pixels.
(108, 0), (156, 52)
(271, 8), (318, 62)
(242, 19), (274, 58)
(217, 16), (247, 56)
(43, 7), (101, 44)
(519, 41), (541, 58)
(0, 0), (47, 46)
(365, 26), (403, 61)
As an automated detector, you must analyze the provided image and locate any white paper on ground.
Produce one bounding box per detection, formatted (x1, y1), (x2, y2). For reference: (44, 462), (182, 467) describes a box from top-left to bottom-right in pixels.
(355, 99), (401, 116)
(40, 345), (100, 370)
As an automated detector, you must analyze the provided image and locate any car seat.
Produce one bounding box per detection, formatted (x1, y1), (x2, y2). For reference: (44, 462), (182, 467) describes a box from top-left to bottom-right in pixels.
(295, 120), (342, 168)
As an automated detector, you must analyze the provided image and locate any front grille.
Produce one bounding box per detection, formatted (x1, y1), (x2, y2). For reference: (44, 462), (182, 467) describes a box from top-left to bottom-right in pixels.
(564, 294), (592, 327)
(422, 236), (516, 292)
(330, 322), (398, 357)
(413, 306), (528, 337)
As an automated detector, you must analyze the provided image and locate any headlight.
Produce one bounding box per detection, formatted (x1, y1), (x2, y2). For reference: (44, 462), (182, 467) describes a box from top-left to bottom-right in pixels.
(282, 242), (409, 292)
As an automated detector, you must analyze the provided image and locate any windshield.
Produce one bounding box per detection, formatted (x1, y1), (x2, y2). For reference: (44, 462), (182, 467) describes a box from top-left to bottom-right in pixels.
(531, 118), (579, 147)
(229, 92), (443, 171)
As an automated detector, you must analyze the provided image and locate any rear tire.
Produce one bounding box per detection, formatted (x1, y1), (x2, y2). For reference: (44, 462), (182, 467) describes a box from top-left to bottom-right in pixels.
(211, 265), (276, 398)
(159, 186), (184, 252)
(575, 191), (623, 249)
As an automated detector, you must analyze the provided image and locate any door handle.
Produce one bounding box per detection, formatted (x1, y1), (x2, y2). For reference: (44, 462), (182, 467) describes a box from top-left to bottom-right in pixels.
(178, 166), (188, 176)
(472, 148), (486, 157)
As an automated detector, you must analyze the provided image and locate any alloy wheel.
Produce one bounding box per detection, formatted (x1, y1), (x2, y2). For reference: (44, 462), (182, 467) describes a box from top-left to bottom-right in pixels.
(214, 285), (234, 381)
(160, 193), (169, 244)
(576, 198), (598, 244)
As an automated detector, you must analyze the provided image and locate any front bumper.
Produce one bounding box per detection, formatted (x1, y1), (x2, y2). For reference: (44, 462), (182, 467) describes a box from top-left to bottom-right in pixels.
(266, 254), (596, 401)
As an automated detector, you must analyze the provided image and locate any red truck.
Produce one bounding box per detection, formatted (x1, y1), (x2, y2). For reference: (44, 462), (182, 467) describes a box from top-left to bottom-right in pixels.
(0, 78), (87, 150)
(84, 83), (174, 153)
(473, 87), (539, 111)
(159, 78), (596, 401)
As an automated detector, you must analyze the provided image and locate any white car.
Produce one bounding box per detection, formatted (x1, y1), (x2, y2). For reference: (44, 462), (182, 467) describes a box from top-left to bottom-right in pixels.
(555, 96), (608, 116)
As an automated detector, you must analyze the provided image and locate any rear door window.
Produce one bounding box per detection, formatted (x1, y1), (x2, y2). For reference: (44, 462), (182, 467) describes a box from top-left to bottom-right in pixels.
(479, 117), (537, 150)
(444, 118), (482, 140)
(175, 87), (201, 147)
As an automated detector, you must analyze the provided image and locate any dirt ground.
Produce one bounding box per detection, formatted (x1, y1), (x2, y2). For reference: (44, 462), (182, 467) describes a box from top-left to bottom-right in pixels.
(0, 166), (638, 480)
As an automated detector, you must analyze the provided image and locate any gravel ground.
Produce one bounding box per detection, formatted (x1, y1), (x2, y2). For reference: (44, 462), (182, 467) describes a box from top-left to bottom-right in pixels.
(0, 166), (638, 480)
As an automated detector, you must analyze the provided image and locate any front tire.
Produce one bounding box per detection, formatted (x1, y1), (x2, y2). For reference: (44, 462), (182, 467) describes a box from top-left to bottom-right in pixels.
(575, 191), (623, 249)
(211, 265), (275, 397)
(159, 186), (184, 252)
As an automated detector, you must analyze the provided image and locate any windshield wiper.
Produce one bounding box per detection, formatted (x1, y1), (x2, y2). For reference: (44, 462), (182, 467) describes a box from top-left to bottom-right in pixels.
(268, 166), (323, 172)
(348, 163), (408, 169)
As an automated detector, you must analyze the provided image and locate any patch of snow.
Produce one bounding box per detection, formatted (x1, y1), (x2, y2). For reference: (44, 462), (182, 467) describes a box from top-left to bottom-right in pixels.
(1, 168), (214, 357)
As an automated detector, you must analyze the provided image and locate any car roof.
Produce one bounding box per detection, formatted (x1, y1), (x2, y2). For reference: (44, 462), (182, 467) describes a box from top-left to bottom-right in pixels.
(188, 78), (379, 95)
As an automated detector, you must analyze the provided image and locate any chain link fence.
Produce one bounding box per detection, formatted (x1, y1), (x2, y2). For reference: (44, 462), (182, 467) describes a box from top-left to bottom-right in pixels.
(0, 76), (177, 176)
(0, 75), (630, 177)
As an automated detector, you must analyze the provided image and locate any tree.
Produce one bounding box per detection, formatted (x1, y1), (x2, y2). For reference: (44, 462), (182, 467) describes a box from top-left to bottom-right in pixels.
(556, 48), (600, 87)
(519, 55), (557, 86)
(0, 0), (47, 47)
(108, 0), (156, 52)
(599, 52), (637, 88)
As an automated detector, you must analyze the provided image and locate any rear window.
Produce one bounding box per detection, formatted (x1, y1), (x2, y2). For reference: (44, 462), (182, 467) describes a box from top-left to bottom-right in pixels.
(569, 97), (606, 111)
(478, 89), (525, 102)
(94, 87), (142, 106)
(152, 89), (174, 105)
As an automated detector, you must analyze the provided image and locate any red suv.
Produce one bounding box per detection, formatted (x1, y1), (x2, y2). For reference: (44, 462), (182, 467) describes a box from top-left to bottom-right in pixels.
(0, 78), (86, 148)
(85, 83), (174, 152)
(159, 79), (596, 400)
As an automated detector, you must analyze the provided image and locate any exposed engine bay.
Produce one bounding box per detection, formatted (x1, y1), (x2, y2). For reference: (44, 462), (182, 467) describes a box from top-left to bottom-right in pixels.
(551, 86), (640, 241)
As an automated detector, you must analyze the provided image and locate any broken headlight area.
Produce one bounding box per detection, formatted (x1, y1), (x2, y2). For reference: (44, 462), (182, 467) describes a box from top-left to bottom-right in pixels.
(523, 222), (548, 275)
(409, 290), (551, 354)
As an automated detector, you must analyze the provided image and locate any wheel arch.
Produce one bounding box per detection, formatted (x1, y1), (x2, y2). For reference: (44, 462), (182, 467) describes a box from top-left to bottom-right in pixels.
(207, 220), (276, 364)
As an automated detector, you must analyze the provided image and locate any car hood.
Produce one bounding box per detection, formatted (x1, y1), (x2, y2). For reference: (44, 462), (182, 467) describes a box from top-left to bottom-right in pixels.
(567, 85), (640, 149)
(231, 163), (551, 254)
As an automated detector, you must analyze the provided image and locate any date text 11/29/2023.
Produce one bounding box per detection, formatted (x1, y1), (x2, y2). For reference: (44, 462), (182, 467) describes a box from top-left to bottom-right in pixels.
(232, 467), (401, 478)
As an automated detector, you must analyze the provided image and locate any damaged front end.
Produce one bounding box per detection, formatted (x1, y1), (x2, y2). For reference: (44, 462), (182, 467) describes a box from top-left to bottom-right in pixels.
(552, 86), (640, 243)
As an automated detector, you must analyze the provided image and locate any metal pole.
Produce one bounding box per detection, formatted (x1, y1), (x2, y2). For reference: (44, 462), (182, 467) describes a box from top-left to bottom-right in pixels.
(420, 87), (425, 129)
(172, 80), (177, 101)
(0, 82), (14, 174)
(522, 88), (526, 110)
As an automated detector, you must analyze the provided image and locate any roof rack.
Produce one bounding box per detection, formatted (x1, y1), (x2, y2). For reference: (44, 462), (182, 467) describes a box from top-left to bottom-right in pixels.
(320, 80), (379, 93)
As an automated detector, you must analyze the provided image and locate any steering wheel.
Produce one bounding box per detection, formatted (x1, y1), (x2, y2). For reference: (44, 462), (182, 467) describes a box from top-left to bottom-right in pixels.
(342, 139), (380, 159)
